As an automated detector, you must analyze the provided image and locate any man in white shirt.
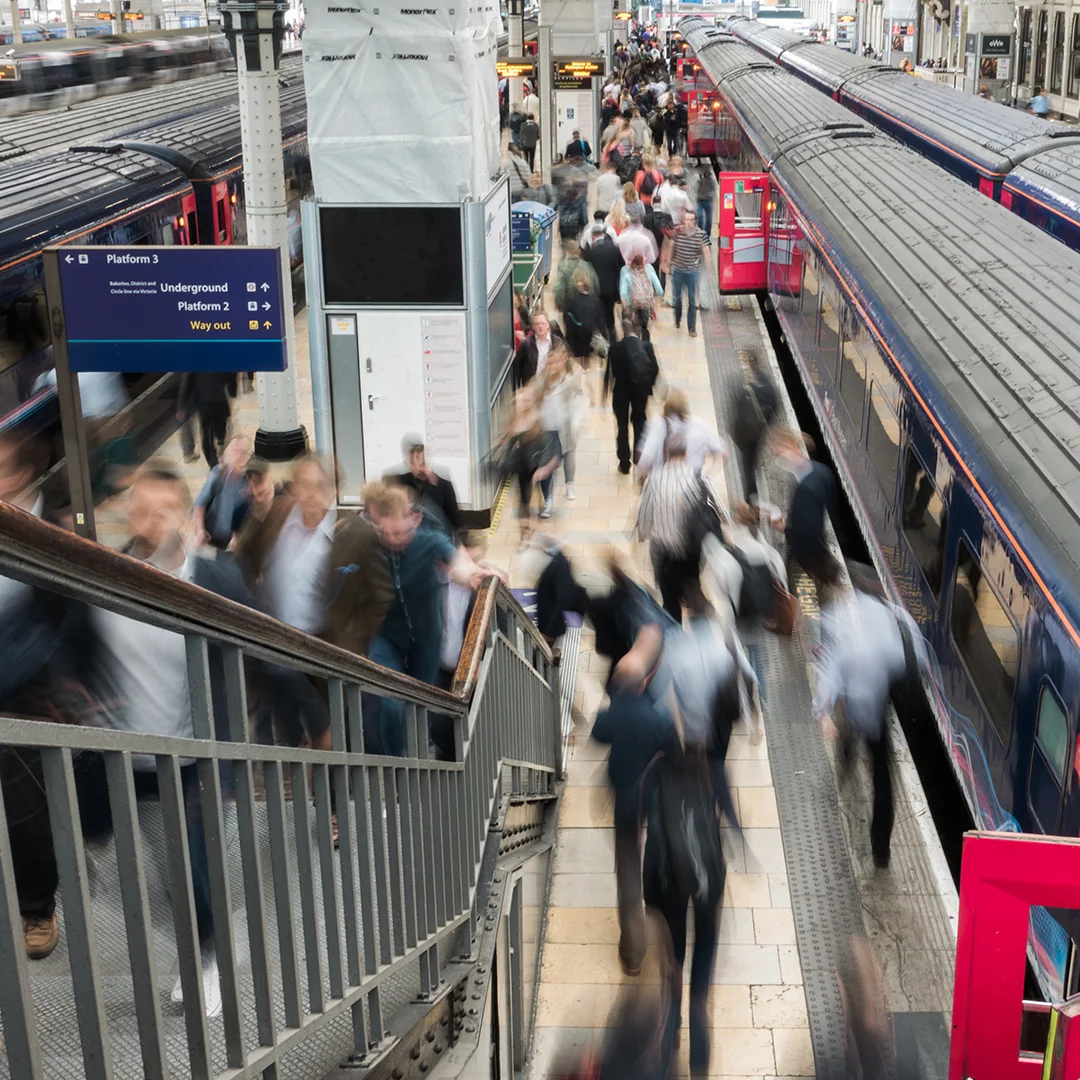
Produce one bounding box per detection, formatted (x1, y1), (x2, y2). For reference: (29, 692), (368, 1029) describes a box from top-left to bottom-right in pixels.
(637, 389), (726, 477)
(594, 160), (624, 215)
(523, 88), (541, 118)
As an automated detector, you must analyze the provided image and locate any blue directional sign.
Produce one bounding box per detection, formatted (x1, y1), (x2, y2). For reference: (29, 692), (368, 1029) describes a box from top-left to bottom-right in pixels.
(55, 245), (288, 373)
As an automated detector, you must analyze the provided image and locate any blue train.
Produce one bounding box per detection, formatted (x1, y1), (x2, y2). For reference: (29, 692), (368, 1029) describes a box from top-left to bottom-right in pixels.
(0, 70), (310, 458)
(721, 17), (1080, 251)
(682, 17), (1080, 1002)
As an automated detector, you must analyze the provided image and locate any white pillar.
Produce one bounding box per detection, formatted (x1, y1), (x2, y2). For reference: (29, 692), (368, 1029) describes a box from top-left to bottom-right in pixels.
(111, 0), (125, 33)
(509, 0), (524, 109)
(538, 23), (554, 182)
(222, 0), (308, 459)
(8, 0), (22, 43)
(63, 0), (74, 39)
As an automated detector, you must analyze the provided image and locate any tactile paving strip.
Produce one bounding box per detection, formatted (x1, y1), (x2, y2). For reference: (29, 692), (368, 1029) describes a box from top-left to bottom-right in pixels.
(698, 283), (893, 1080)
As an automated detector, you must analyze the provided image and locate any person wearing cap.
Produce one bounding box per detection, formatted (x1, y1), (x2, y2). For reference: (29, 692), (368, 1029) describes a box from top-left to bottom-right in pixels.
(387, 434), (461, 540)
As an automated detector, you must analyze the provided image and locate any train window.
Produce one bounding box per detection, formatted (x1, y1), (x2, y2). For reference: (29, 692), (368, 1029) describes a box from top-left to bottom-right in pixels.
(187, 211), (199, 244)
(1036, 8), (1049, 88)
(867, 381), (900, 503)
(838, 328), (866, 429)
(1051, 10), (1066, 91)
(950, 539), (1020, 747)
(902, 450), (946, 597)
(0, 286), (50, 374)
(162, 223), (175, 246)
(1070, 14), (1080, 97)
(1036, 685), (1069, 784)
(819, 292), (841, 371)
(216, 197), (228, 243)
(1020, 8), (1033, 84)
(802, 259), (819, 325)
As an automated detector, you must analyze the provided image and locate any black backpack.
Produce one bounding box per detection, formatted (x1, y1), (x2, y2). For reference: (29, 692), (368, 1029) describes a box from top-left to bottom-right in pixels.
(623, 336), (656, 390)
(559, 197), (587, 235)
(650, 749), (726, 905)
(889, 610), (929, 720)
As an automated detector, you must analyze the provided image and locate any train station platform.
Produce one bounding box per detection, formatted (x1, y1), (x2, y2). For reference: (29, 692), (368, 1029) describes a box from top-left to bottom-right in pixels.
(39, 232), (959, 1080)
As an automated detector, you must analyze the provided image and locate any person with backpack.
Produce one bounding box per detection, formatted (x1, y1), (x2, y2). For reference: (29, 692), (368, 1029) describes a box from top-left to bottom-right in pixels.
(582, 226), (626, 341)
(592, 624), (674, 977)
(191, 434), (254, 549)
(519, 112), (540, 170)
(648, 107), (665, 152)
(605, 318), (659, 474)
(557, 184), (589, 251)
(634, 153), (664, 208)
(730, 350), (780, 502)
(813, 563), (926, 869)
(619, 253), (663, 341)
(637, 389), (725, 479)
(553, 238), (598, 313)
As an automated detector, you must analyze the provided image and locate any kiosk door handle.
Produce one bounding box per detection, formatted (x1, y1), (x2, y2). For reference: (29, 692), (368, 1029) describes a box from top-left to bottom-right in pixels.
(366, 357), (373, 372)
(368, 394), (383, 410)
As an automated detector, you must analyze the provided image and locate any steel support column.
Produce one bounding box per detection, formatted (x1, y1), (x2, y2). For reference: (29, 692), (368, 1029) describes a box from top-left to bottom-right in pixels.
(509, 0), (524, 108)
(220, 0), (309, 461)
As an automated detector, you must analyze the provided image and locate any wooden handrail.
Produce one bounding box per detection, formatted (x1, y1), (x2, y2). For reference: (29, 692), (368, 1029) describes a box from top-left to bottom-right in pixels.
(0, 501), (552, 710)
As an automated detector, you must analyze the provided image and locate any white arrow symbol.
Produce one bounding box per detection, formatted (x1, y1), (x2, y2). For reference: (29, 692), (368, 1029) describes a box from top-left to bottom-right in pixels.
(64, 255), (74, 264)
(262, 302), (271, 310)
(260, 283), (270, 292)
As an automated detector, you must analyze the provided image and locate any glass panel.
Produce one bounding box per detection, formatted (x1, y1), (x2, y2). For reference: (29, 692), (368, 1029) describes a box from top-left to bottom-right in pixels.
(1052, 11), (1066, 91)
(838, 328), (865, 428)
(902, 449), (947, 597)
(217, 197), (228, 243)
(802, 259), (820, 317)
(734, 190), (764, 229)
(1069, 14), (1080, 97)
(867, 380), (900, 503)
(1036, 9), (1050, 87)
(819, 292), (841, 375)
(1036, 686), (1069, 784)
(1021, 8), (1033, 83)
(950, 540), (1019, 747)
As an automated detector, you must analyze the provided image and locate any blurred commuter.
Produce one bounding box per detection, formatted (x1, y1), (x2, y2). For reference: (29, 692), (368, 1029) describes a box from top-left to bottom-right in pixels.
(595, 160), (624, 216)
(191, 434), (253, 549)
(513, 311), (564, 386)
(237, 455), (339, 755)
(388, 433), (461, 539)
(772, 430), (842, 608)
(95, 464), (255, 1016)
(535, 347), (588, 502)
(1030, 87), (1051, 118)
(500, 392), (562, 530)
(519, 112), (540, 170)
(620, 253), (663, 341)
(730, 350), (779, 503)
(814, 565), (924, 869)
(239, 456), (276, 528)
(523, 170), (558, 207)
(629, 106), (648, 152)
(839, 933), (892, 1078)
(605, 318), (659, 473)
(363, 483), (489, 755)
(0, 432), (100, 961)
(509, 103), (523, 146)
(177, 370), (237, 471)
(712, 502), (787, 627)
(561, 271), (608, 379)
(558, 184), (590, 251)
(581, 225), (625, 341)
(642, 730), (727, 1075)
(637, 389), (725, 478)
(694, 161), (717, 238)
(564, 129), (592, 162)
(523, 88), (541, 119)
(623, 182), (646, 226)
(592, 625), (674, 976)
(634, 153), (664, 208)
(506, 143), (532, 198)
(669, 209), (709, 338)
(554, 240), (598, 314)
(636, 436), (706, 621)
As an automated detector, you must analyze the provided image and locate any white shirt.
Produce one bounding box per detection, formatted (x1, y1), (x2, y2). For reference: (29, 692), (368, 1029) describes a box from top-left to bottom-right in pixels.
(637, 415), (726, 477)
(0, 493), (43, 616)
(523, 93), (540, 116)
(34, 369), (129, 419)
(441, 578), (472, 671)
(657, 184), (691, 221)
(812, 591), (914, 737)
(535, 333), (552, 374)
(264, 505), (336, 634)
(94, 554), (195, 771)
(595, 170), (624, 214)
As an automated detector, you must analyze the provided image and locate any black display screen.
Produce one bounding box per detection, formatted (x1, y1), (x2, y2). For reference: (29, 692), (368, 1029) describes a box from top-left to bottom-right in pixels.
(319, 206), (464, 306)
(487, 272), (514, 399)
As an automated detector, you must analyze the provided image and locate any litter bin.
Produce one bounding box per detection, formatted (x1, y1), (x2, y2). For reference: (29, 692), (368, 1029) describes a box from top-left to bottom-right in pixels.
(511, 201), (557, 282)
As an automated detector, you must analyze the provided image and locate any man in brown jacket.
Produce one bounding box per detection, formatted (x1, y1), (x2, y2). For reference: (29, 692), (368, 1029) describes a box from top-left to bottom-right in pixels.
(237, 454), (393, 749)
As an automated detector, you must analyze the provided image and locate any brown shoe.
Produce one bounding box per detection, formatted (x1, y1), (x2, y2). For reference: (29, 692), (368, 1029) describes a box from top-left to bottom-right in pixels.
(24, 914), (58, 960)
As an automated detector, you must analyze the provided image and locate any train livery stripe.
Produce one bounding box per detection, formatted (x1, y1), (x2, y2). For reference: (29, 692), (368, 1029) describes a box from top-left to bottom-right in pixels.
(775, 180), (1080, 654)
(0, 189), (187, 275)
(1002, 182), (1080, 229)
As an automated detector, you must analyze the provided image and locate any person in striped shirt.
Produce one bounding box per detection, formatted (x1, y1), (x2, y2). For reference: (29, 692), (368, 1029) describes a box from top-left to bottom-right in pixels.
(670, 209), (710, 338)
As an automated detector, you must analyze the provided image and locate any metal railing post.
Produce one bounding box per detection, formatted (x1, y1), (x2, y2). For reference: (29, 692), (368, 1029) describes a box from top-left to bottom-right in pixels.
(549, 649), (564, 781)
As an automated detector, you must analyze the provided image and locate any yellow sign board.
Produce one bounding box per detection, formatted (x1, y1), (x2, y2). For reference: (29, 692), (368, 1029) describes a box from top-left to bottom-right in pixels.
(554, 56), (604, 76)
(496, 58), (535, 76)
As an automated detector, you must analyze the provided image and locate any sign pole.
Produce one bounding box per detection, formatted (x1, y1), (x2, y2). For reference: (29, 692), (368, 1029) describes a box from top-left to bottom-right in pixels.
(42, 251), (96, 542)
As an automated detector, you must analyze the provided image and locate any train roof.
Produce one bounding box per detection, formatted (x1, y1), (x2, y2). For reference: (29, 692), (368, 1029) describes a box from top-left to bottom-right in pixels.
(105, 80), (308, 178)
(721, 19), (1080, 175)
(772, 134), (1080, 604)
(0, 53), (303, 162)
(0, 148), (188, 269)
(1006, 141), (1080, 229)
(682, 25), (770, 81)
(9, 26), (229, 56)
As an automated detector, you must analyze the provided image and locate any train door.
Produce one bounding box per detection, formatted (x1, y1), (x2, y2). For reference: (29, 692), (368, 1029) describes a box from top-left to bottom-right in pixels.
(210, 180), (233, 244)
(1028, 678), (1068, 833)
(718, 173), (769, 291)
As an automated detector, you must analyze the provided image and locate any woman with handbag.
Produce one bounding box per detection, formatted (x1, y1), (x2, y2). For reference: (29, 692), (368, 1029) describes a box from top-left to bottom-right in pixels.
(495, 392), (563, 538)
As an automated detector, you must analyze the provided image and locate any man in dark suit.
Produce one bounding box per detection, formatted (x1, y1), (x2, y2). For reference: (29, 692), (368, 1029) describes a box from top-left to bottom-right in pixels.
(582, 223), (625, 341)
(773, 430), (842, 607)
(564, 129), (592, 162)
(177, 370), (237, 470)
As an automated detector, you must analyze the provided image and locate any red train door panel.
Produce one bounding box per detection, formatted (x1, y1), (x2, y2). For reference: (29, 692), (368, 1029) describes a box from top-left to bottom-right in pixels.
(718, 173), (770, 292)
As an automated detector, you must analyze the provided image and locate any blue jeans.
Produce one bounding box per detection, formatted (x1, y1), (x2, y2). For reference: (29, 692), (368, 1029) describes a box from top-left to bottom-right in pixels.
(367, 634), (443, 756)
(672, 268), (698, 333)
(696, 199), (713, 238)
